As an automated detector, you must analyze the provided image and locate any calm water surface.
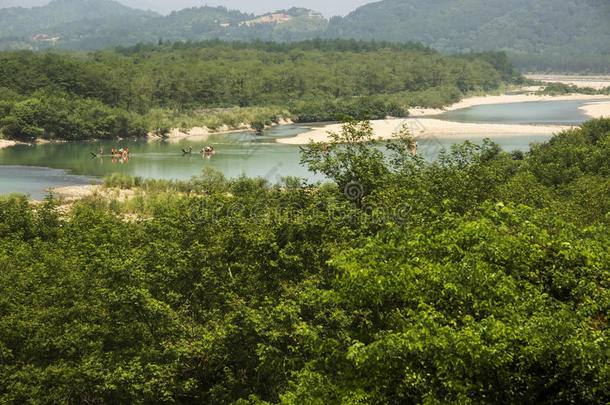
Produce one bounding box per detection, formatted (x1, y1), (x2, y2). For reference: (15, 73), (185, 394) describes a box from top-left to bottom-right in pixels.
(0, 100), (599, 199)
(0, 125), (318, 199)
(0, 166), (95, 199)
(435, 99), (594, 125)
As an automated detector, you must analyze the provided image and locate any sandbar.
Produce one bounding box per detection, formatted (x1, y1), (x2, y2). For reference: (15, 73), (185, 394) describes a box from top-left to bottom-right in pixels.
(408, 93), (610, 117)
(0, 139), (17, 150)
(579, 101), (610, 118)
(277, 118), (571, 145)
(525, 74), (610, 91)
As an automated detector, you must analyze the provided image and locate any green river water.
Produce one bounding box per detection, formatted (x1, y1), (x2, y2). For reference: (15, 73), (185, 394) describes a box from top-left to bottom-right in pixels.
(0, 99), (599, 199)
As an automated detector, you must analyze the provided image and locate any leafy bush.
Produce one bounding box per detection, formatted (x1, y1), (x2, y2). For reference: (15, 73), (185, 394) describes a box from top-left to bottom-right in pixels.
(536, 82), (602, 96)
(2, 119), (608, 404)
(0, 93), (147, 141)
(102, 173), (143, 189)
(292, 96), (407, 122)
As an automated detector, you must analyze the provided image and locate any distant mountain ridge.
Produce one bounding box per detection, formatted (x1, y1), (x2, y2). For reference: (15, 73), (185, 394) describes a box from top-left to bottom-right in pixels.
(326, 0), (610, 71)
(0, 0), (608, 72)
(0, 0), (157, 37)
(0, 1), (326, 50)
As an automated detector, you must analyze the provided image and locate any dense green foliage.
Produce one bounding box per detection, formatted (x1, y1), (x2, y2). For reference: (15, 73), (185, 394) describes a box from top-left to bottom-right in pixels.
(1, 119), (608, 403)
(0, 90), (147, 141)
(1, 0), (608, 72)
(0, 41), (520, 140)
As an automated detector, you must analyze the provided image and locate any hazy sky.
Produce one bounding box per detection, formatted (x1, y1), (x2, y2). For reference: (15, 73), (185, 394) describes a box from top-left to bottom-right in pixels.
(0, 0), (375, 17)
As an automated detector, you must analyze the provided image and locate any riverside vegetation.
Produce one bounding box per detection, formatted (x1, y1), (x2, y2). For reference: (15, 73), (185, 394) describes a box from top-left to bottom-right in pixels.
(0, 118), (608, 403)
(535, 82), (610, 96)
(0, 40), (522, 141)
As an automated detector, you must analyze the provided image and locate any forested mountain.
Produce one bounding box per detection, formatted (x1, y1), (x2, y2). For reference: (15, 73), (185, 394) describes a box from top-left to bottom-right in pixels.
(0, 0), (608, 72)
(0, 1), (326, 51)
(0, 0), (156, 37)
(158, 7), (326, 43)
(327, 0), (610, 72)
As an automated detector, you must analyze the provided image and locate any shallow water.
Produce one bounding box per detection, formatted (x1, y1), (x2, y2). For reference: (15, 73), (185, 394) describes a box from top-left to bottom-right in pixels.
(0, 99), (598, 198)
(434, 99), (595, 125)
(0, 125), (319, 199)
(0, 166), (95, 200)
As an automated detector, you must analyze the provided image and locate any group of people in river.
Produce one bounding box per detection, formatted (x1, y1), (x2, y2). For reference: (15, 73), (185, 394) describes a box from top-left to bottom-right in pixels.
(111, 147), (130, 164)
(113, 147), (130, 158)
(98, 146), (130, 157)
(183, 145), (216, 158)
(94, 146), (131, 164)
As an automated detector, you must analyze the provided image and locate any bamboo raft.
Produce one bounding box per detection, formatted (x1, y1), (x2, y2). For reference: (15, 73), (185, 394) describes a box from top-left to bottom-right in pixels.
(182, 148), (217, 155)
(90, 152), (132, 158)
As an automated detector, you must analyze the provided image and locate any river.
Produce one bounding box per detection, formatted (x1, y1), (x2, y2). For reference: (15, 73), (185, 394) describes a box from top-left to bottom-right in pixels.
(434, 98), (592, 125)
(0, 99), (598, 199)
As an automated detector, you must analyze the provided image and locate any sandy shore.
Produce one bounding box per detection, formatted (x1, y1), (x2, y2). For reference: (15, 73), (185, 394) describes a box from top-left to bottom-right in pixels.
(50, 185), (100, 199)
(276, 91), (609, 145)
(579, 101), (610, 118)
(277, 118), (570, 145)
(148, 118), (294, 142)
(149, 125), (250, 142)
(408, 93), (610, 117)
(49, 184), (136, 202)
(0, 139), (17, 150)
(526, 75), (610, 90)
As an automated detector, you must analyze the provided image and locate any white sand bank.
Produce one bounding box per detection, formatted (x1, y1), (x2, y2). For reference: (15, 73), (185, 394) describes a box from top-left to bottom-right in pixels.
(148, 125), (250, 142)
(148, 118), (294, 142)
(277, 118), (570, 145)
(0, 139), (17, 150)
(408, 93), (610, 117)
(579, 101), (610, 118)
(525, 75), (610, 91)
(275, 91), (607, 145)
(50, 185), (136, 202)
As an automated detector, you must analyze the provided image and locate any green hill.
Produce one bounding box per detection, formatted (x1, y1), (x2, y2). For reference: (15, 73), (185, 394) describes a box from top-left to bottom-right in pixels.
(1, 0), (608, 72)
(0, 2), (326, 51)
(0, 0), (157, 37)
(326, 0), (610, 72)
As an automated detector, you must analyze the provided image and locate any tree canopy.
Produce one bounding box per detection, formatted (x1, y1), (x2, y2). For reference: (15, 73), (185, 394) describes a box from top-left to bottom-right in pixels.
(0, 41), (521, 141)
(1, 118), (609, 403)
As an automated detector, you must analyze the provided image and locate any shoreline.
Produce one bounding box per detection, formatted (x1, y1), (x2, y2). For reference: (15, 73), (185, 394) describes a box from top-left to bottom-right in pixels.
(276, 118), (572, 145)
(407, 93), (610, 117)
(0, 139), (18, 150)
(525, 74), (610, 90)
(49, 185), (100, 200)
(2, 93), (608, 149)
(48, 184), (135, 202)
(148, 125), (251, 142)
(579, 101), (610, 119)
(279, 93), (610, 145)
(147, 118), (294, 142)
(161, 92), (610, 145)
